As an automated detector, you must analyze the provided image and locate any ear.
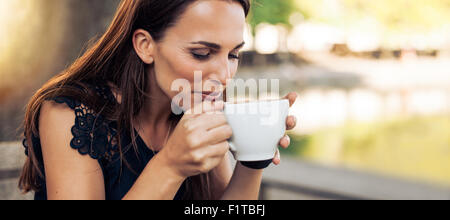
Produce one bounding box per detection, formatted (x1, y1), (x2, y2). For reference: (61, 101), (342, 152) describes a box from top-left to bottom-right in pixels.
(132, 29), (155, 64)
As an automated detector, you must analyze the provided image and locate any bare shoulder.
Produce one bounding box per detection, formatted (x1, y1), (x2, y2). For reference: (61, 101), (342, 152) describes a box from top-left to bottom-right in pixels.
(39, 100), (76, 128)
(39, 100), (105, 199)
(38, 99), (93, 163)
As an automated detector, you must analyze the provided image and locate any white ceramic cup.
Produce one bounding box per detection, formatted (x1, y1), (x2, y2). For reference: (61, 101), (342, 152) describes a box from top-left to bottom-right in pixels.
(224, 99), (290, 161)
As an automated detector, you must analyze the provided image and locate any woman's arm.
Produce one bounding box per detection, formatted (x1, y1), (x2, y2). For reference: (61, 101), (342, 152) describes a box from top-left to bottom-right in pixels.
(220, 162), (263, 200)
(208, 153), (263, 200)
(39, 101), (106, 200)
(40, 101), (185, 200)
(122, 153), (185, 200)
(209, 153), (233, 199)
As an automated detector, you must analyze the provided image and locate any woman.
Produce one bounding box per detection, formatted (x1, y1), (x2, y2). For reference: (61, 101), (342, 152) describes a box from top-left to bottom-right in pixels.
(19, 0), (298, 200)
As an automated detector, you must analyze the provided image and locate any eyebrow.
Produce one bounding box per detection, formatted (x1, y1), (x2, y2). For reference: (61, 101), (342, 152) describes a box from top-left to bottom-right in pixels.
(190, 41), (246, 50)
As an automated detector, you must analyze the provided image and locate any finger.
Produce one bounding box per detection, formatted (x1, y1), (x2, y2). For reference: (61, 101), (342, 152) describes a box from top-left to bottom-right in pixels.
(202, 155), (228, 173)
(204, 141), (231, 158)
(189, 141), (229, 164)
(283, 92), (298, 107)
(184, 100), (205, 117)
(286, 115), (297, 130)
(202, 100), (224, 114)
(204, 124), (233, 145)
(272, 149), (281, 165)
(279, 135), (290, 149)
(185, 100), (224, 117)
(191, 112), (228, 131)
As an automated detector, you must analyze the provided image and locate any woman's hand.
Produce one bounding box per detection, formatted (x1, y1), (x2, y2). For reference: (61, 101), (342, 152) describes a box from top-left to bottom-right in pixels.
(159, 101), (232, 179)
(273, 92), (298, 165)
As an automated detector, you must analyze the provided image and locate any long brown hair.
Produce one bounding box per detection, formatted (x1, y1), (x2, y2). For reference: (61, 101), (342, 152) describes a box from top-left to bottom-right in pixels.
(19, 0), (250, 200)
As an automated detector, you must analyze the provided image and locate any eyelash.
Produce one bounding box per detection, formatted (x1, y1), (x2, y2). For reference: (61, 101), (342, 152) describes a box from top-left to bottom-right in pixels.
(191, 51), (240, 61)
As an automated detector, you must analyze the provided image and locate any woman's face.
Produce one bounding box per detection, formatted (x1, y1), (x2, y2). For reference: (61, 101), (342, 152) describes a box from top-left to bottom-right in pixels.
(149, 0), (246, 107)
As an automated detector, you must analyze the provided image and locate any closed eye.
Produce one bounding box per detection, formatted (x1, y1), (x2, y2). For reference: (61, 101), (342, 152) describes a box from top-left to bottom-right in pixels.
(189, 41), (245, 61)
(190, 49), (242, 62)
(229, 48), (241, 60)
(191, 48), (211, 60)
(192, 52), (210, 60)
(229, 53), (240, 60)
(192, 52), (240, 61)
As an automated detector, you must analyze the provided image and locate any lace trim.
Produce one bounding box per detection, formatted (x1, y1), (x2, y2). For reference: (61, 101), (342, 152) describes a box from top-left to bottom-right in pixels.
(22, 85), (119, 162)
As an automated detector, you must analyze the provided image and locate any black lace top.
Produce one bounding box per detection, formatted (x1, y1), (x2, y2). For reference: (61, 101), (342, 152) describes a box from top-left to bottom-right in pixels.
(22, 83), (186, 200)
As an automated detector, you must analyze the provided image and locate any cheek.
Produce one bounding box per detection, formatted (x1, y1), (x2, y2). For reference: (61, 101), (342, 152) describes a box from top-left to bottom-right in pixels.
(154, 50), (202, 98)
(171, 57), (200, 82)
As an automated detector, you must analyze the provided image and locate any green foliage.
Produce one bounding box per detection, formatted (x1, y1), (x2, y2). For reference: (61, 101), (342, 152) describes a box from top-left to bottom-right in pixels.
(294, 0), (450, 32)
(248, 0), (450, 34)
(247, 0), (297, 31)
(283, 115), (450, 186)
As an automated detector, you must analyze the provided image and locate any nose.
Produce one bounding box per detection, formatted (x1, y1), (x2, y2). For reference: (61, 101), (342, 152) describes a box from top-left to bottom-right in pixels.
(215, 58), (233, 86)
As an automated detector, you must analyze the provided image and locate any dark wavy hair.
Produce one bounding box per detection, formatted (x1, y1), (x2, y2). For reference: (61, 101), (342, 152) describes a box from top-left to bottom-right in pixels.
(19, 0), (251, 200)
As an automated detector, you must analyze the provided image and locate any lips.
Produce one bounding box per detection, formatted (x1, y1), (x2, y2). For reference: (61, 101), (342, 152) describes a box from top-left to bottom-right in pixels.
(193, 91), (223, 101)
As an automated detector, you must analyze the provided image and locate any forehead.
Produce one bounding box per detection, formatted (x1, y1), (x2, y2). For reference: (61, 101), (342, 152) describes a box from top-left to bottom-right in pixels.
(164, 0), (246, 47)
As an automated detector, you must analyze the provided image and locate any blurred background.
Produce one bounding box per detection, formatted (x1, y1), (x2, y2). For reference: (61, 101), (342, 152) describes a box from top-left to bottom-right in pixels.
(1, 0), (449, 200)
